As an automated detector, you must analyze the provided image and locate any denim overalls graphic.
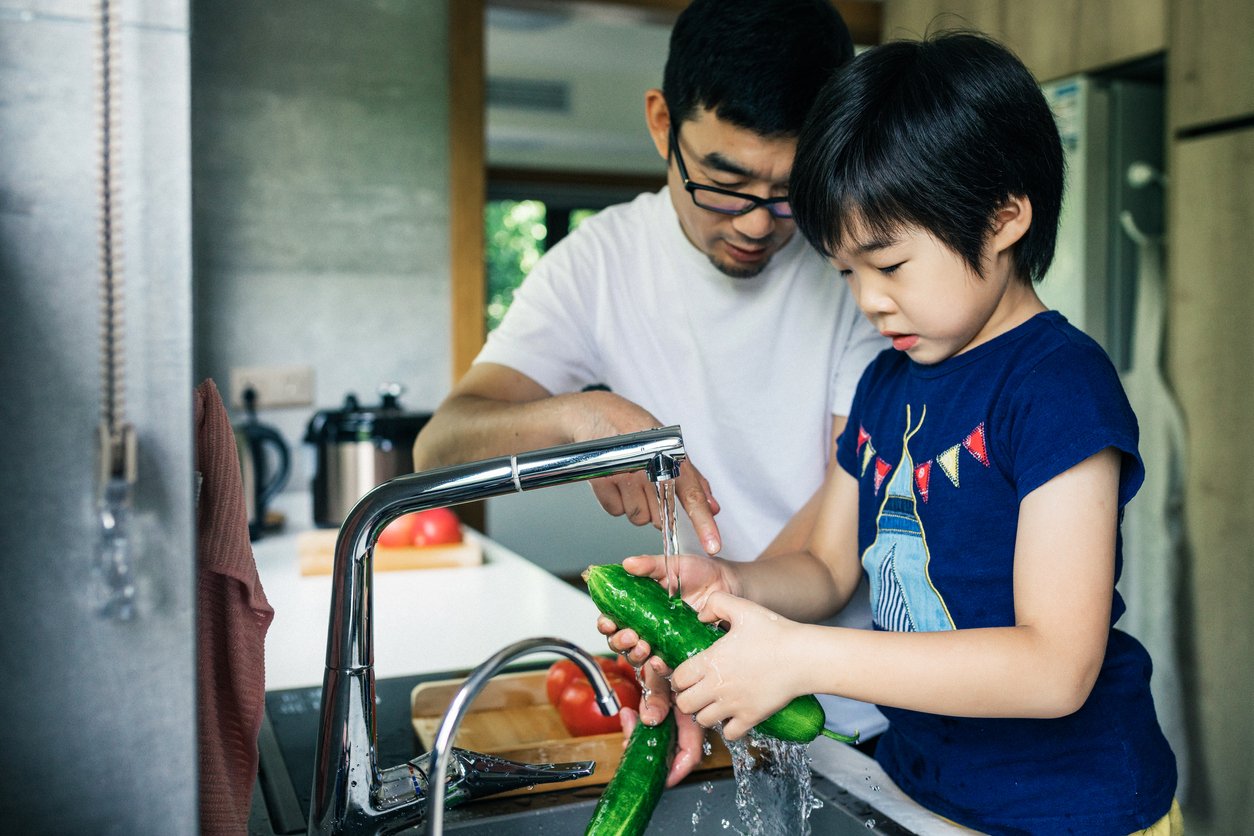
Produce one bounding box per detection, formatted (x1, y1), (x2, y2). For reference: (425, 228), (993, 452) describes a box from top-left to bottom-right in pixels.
(862, 405), (955, 633)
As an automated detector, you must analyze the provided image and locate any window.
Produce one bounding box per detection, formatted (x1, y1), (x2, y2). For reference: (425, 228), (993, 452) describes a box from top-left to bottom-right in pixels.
(483, 172), (661, 332)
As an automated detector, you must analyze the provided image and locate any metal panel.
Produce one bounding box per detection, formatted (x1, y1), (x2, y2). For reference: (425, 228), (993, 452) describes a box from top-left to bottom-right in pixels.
(0, 0), (197, 832)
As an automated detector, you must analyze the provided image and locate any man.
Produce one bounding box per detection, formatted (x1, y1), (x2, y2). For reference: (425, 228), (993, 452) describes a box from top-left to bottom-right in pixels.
(414, 0), (888, 780)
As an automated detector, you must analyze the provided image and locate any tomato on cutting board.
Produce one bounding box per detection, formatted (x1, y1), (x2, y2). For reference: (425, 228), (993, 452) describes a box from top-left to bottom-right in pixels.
(556, 674), (642, 737)
(410, 507), (461, 546)
(376, 508), (463, 548)
(545, 657), (638, 706)
(377, 513), (416, 548)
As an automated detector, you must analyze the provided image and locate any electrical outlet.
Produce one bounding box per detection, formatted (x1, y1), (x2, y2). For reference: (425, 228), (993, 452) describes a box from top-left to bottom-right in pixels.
(230, 365), (315, 409)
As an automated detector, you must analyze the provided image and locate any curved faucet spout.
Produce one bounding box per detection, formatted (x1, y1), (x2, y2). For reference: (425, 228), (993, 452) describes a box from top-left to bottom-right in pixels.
(426, 638), (620, 835)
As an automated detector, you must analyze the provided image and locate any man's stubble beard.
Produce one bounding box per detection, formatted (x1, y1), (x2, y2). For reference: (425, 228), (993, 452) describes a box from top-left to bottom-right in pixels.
(709, 253), (768, 280)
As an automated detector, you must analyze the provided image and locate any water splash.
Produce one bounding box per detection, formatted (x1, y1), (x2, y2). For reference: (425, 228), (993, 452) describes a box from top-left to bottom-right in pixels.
(721, 729), (818, 836)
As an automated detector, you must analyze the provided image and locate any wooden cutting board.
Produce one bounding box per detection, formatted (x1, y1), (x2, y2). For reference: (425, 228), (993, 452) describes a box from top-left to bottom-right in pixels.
(410, 669), (732, 797)
(296, 528), (483, 575)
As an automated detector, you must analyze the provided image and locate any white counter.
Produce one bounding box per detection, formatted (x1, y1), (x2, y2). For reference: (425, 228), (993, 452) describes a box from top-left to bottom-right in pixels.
(251, 495), (609, 691)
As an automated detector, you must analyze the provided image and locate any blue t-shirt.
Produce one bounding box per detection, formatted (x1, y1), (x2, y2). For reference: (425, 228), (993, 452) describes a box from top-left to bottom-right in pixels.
(835, 312), (1176, 835)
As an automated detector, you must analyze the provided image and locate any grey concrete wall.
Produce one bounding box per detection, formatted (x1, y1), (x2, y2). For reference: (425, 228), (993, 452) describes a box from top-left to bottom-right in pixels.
(0, 0), (197, 831)
(191, 0), (452, 501)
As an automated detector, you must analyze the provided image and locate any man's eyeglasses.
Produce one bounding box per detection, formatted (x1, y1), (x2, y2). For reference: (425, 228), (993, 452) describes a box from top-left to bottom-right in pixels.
(669, 124), (793, 220)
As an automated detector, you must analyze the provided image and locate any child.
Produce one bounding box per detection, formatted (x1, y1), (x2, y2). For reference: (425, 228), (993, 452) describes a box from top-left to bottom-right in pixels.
(604, 32), (1179, 835)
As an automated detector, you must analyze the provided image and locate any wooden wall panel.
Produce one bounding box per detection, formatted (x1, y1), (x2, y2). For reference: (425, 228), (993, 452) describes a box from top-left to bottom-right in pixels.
(880, 0), (1002, 43)
(448, 0), (487, 382)
(881, 0), (1166, 82)
(1169, 0), (1254, 132)
(1165, 127), (1254, 835)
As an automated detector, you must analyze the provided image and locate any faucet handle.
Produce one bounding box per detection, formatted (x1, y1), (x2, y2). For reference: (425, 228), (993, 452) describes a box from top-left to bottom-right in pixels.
(409, 747), (596, 806)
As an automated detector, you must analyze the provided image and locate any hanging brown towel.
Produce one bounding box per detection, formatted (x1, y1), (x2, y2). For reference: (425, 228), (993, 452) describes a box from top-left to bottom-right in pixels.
(195, 379), (275, 835)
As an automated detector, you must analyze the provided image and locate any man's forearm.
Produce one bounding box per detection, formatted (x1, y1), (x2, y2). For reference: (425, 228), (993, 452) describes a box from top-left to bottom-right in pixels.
(412, 393), (580, 470)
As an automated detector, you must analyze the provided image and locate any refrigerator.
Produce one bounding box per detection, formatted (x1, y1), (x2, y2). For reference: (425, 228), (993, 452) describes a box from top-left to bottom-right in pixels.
(1039, 73), (1165, 372)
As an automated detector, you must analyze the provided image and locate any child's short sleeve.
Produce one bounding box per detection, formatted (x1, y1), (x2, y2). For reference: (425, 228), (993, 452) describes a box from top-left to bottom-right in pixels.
(836, 355), (879, 479)
(995, 341), (1144, 507)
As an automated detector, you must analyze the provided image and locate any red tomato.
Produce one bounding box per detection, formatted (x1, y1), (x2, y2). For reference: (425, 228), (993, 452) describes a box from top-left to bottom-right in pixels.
(556, 674), (641, 737)
(545, 659), (580, 706)
(544, 657), (639, 706)
(377, 513), (417, 548)
(411, 508), (462, 546)
(611, 654), (638, 681)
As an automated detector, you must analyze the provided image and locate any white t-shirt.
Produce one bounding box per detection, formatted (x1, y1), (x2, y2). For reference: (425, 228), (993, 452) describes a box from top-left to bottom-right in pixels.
(477, 189), (888, 737)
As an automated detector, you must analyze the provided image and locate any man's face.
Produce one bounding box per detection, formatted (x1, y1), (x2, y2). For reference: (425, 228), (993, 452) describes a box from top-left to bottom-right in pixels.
(661, 107), (798, 279)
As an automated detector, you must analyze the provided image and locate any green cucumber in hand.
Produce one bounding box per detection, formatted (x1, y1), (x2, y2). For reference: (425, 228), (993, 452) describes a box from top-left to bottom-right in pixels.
(584, 710), (675, 836)
(583, 563), (858, 744)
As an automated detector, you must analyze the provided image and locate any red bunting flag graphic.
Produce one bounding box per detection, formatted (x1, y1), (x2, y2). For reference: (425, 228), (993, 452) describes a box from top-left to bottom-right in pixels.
(873, 457), (892, 494)
(962, 423), (990, 467)
(914, 460), (931, 503)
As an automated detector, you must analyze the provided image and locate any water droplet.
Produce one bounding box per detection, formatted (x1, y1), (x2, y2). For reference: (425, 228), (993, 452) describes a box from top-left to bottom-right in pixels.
(865, 819), (877, 829)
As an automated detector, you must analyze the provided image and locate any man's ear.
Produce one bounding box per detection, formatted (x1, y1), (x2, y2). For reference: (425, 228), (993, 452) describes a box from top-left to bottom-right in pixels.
(991, 194), (1032, 254)
(644, 89), (671, 161)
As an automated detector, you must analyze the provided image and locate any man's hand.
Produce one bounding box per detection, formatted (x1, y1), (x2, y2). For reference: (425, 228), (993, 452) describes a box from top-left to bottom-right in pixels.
(589, 463), (721, 556)
(577, 392), (722, 555)
(617, 668), (707, 787)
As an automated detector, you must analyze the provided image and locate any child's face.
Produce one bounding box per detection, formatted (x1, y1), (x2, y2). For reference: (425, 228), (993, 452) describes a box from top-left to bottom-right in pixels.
(831, 216), (1041, 365)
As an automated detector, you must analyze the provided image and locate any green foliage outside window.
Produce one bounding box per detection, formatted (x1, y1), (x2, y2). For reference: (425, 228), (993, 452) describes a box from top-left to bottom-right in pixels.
(485, 199), (547, 332)
(484, 201), (601, 332)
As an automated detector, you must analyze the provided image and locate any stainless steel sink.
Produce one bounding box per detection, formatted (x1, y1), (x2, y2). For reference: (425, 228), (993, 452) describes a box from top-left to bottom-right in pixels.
(438, 770), (914, 835)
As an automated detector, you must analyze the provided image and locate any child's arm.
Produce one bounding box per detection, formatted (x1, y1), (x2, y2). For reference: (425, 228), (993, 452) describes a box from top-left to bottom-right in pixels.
(671, 448), (1120, 740)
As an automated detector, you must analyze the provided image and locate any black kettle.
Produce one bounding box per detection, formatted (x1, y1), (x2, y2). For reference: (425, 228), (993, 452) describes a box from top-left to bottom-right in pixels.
(233, 388), (291, 541)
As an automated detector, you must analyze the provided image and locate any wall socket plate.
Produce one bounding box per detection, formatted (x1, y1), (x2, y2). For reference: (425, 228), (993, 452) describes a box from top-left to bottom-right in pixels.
(229, 365), (315, 409)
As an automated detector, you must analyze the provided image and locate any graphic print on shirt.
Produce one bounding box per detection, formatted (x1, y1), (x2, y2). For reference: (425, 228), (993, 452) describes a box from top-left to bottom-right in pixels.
(860, 405), (956, 633)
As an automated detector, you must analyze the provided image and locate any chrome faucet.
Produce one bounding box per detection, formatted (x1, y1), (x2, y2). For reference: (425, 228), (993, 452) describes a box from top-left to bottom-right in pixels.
(308, 426), (687, 835)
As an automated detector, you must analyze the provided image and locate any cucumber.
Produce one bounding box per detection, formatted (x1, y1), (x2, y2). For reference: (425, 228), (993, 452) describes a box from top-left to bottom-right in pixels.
(583, 563), (858, 744)
(584, 711), (676, 836)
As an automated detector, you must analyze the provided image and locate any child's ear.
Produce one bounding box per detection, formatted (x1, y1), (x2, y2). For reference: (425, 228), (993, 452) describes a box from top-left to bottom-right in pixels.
(991, 195), (1032, 254)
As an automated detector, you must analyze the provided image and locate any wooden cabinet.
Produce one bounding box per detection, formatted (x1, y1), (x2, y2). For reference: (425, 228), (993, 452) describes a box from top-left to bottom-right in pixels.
(880, 0), (1002, 44)
(880, 0), (1166, 82)
(1164, 126), (1254, 835)
(1003, 0), (1165, 82)
(1169, 0), (1254, 131)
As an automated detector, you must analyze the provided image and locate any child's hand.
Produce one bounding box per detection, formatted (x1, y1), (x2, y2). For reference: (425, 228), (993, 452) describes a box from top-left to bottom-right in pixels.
(597, 553), (738, 666)
(670, 592), (804, 741)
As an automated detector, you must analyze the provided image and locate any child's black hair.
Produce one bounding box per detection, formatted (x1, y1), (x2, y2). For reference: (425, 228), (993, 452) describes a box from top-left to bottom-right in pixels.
(790, 31), (1064, 284)
(662, 0), (853, 137)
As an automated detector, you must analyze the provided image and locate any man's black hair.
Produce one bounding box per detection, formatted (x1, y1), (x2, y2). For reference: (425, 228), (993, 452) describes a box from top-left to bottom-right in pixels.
(790, 32), (1064, 284)
(662, 0), (853, 137)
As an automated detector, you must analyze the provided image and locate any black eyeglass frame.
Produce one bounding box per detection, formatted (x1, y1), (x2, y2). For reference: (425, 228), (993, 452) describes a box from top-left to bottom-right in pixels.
(668, 123), (794, 219)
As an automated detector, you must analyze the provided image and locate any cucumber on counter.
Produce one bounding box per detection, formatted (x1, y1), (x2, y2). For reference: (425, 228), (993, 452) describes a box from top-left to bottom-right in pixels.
(585, 710), (676, 836)
(583, 563), (858, 745)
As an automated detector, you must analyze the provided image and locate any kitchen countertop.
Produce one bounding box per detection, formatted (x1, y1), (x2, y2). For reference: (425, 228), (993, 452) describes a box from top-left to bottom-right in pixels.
(251, 491), (967, 835)
(252, 492), (609, 691)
